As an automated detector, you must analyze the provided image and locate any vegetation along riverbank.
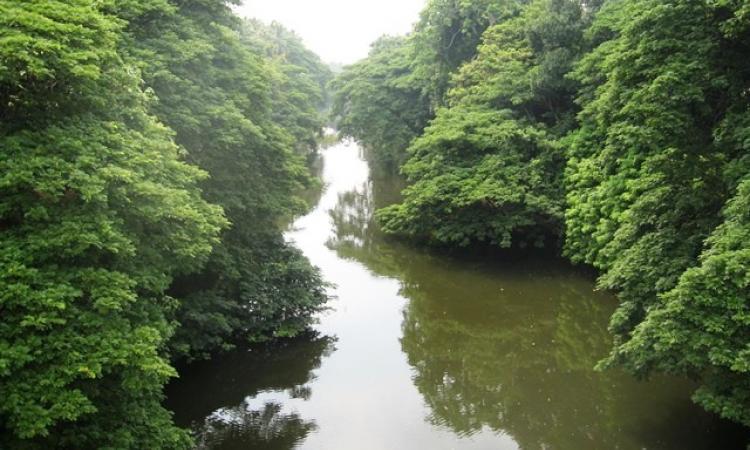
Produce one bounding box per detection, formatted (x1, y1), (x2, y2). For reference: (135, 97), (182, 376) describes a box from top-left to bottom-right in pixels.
(331, 0), (750, 433)
(2, 0), (750, 448)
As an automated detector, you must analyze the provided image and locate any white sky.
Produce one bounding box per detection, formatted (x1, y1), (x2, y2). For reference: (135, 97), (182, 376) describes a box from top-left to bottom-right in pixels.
(234, 0), (426, 64)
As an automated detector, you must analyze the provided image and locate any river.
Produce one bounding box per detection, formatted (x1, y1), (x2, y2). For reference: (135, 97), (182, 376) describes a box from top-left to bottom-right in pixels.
(166, 138), (747, 449)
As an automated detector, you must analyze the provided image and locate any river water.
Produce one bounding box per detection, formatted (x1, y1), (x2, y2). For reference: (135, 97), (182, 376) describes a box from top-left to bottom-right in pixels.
(166, 139), (746, 449)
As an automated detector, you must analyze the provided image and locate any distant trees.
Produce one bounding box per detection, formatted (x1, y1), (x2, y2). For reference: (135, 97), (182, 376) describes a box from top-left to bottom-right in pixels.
(330, 36), (431, 168)
(329, 0), (522, 168)
(332, 0), (750, 427)
(240, 19), (333, 154)
(0, 0), (330, 447)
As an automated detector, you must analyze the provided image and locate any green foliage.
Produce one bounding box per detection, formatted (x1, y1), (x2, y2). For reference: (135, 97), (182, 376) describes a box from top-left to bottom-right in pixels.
(377, 0), (588, 248)
(335, 0), (750, 427)
(619, 177), (750, 424)
(171, 231), (328, 359)
(0, 0), (225, 447)
(6, 0), (750, 441)
(376, 107), (564, 247)
(1, 0), (329, 446)
(240, 19), (333, 154)
(330, 0), (523, 168)
(411, 0), (524, 103)
(562, 0), (750, 426)
(120, 1), (328, 361)
(330, 36), (432, 168)
(0, 0), (119, 122)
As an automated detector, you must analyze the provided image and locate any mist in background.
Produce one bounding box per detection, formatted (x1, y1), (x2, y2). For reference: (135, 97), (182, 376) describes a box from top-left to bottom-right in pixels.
(234, 0), (426, 64)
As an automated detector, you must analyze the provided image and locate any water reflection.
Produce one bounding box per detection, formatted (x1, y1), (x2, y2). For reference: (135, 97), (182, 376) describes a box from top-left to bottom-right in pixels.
(193, 402), (315, 450)
(169, 143), (746, 449)
(398, 267), (736, 449)
(166, 333), (335, 450)
(325, 169), (747, 450)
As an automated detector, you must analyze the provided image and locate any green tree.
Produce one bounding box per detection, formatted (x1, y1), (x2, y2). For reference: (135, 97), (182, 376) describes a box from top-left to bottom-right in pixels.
(411, 0), (524, 104)
(341, 0), (750, 426)
(1, 0), (331, 445)
(330, 0), (524, 168)
(0, 0), (225, 447)
(377, 0), (589, 248)
(240, 19), (333, 155)
(563, 0), (750, 424)
(330, 36), (432, 168)
(620, 176), (750, 425)
(120, 0), (328, 360)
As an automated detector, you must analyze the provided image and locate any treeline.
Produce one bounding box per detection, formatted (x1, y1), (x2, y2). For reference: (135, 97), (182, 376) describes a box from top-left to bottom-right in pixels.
(331, 0), (750, 428)
(1, 1), (330, 448)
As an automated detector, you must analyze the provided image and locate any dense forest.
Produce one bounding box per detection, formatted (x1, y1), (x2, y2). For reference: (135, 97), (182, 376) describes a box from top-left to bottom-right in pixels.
(0, 0), (330, 448)
(332, 0), (750, 431)
(3, 0), (750, 447)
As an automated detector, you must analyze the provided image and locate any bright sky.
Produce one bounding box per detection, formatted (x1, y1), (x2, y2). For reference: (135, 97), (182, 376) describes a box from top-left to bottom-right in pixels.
(234, 0), (426, 64)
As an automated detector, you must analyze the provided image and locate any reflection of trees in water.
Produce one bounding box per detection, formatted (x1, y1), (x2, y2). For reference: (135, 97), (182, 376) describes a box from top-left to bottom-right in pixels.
(326, 175), (415, 278)
(325, 175), (745, 449)
(298, 153), (326, 214)
(195, 402), (315, 450)
(166, 333), (335, 450)
(399, 275), (748, 449)
(327, 186), (374, 250)
(400, 275), (622, 448)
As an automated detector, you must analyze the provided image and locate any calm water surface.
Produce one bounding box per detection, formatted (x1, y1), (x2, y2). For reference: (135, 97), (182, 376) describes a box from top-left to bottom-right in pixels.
(166, 139), (747, 449)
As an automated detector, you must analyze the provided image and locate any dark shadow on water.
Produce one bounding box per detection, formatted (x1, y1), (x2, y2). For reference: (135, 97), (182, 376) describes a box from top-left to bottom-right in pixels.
(185, 402), (316, 450)
(165, 332), (335, 450)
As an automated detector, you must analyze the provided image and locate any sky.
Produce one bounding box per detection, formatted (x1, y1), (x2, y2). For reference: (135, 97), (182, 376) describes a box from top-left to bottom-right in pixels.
(234, 0), (426, 64)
